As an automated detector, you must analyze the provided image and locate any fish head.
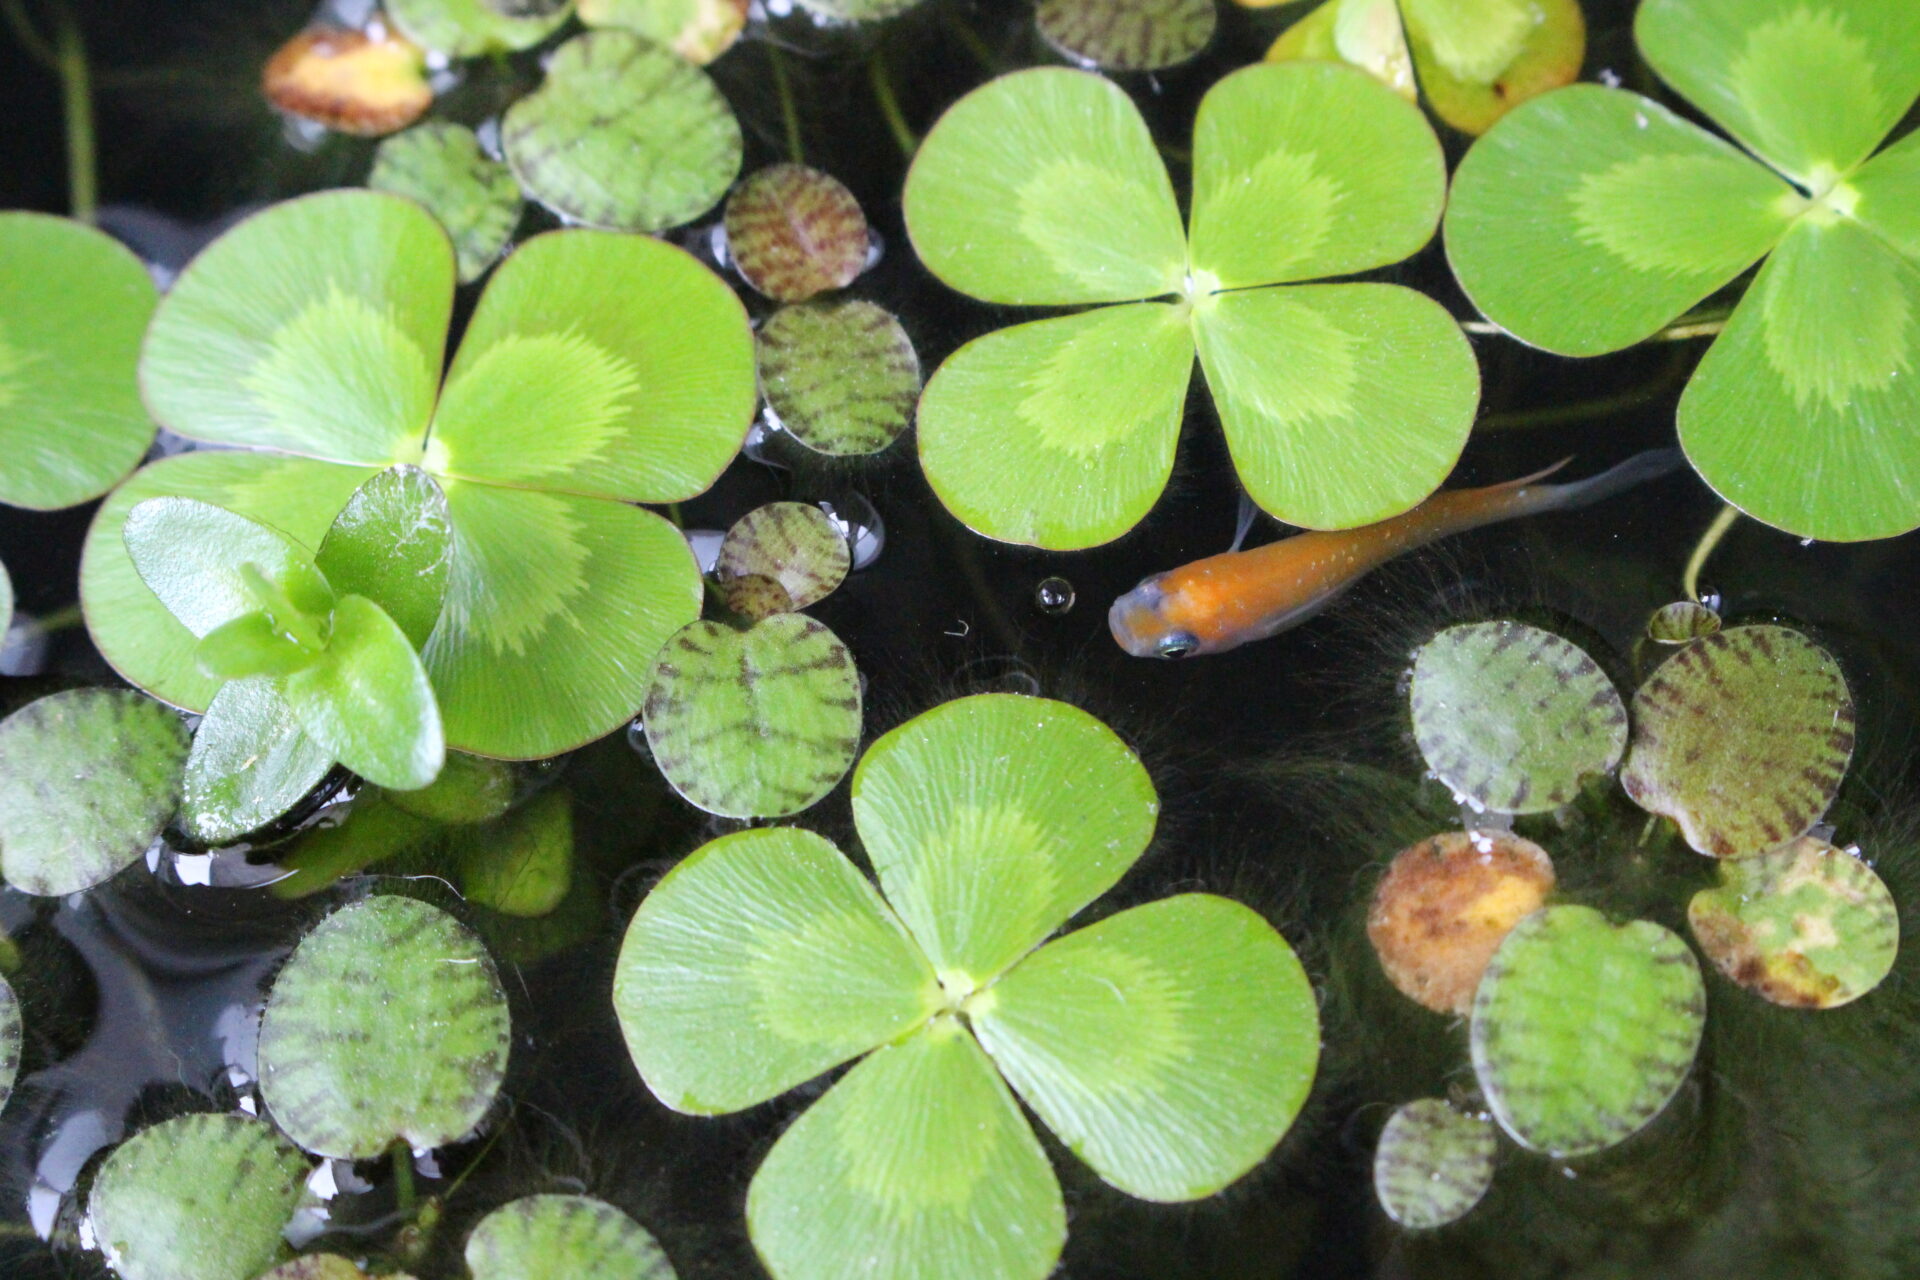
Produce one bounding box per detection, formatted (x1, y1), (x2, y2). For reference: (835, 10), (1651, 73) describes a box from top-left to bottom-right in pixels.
(1108, 573), (1212, 660)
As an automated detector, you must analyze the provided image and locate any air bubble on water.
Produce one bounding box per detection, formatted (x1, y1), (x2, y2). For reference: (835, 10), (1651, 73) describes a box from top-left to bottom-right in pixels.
(475, 117), (504, 160)
(743, 416), (793, 470)
(863, 227), (885, 271)
(0, 617), (49, 677)
(1808, 821), (1837, 843)
(1799, 537), (1815, 548)
(1034, 576), (1075, 615)
(685, 528), (725, 574)
(709, 221), (732, 270)
(1598, 67), (1621, 87)
(818, 493), (884, 569)
(626, 718), (652, 760)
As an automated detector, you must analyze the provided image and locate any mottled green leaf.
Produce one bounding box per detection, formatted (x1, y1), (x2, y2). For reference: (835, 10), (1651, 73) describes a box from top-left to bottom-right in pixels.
(502, 32), (741, 233)
(428, 229), (754, 504)
(851, 693), (1158, 991)
(904, 69), (1186, 306)
(180, 678), (335, 845)
(1189, 61), (1445, 289)
(1444, 85), (1796, 356)
(0, 213), (157, 510)
(258, 895), (510, 1158)
(1852, 127), (1920, 261)
(140, 191), (451, 464)
(1622, 625), (1854, 857)
(0, 972), (19, 1112)
(1373, 1099), (1496, 1229)
(757, 301), (919, 457)
(747, 1019), (1064, 1280)
(1192, 283), (1476, 529)
(454, 787), (572, 917)
(1647, 599), (1722, 644)
(917, 304), (1190, 549)
(369, 122), (522, 284)
(257, 1257), (401, 1280)
(0, 689), (189, 896)
(1035, 0), (1216, 72)
(387, 0), (571, 56)
(724, 165), (870, 303)
(87, 1114), (309, 1280)
(1678, 215), (1920, 541)
(466, 1195), (675, 1280)
(122, 498), (333, 642)
(283, 594), (443, 791)
(1471, 906), (1705, 1157)
(971, 895), (1318, 1201)
(579, 0), (747, 63)
(715, 503), (849, 612)
(613, 827), (941, 1114)
(316, 467), (451, 651)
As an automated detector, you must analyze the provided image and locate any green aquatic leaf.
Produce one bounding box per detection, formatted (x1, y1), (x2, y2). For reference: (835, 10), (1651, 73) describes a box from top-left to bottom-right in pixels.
(1192, 283), (1476, 529)
(1646, 599), (1723, 644)
(1034, 0), (1216, 73)
(757, 301), (920, 457)
(1471, 905), (1705, 1157)
(916, 304), (1191, 549)
(316, 467), (451, 651)
(267, 794), (437, 900)
(1398, 0), (1532, 83)
(194, 611), (319, 681)
(1678, 216), (1920, 541)
(971, 894), (1319, 1201)
(179, 678), (335, 845)
(1444, 85), (1796, 356)
(465, 1195), (675, 1280)
(258, 1257), (402, 1280)
(613, 827), (941, 1114)
(140, 191), (450, 464)
(715, 503), (850, 612)
(1621, 624), (1854, 857)
(87, 1113), (310, 1280)
(1408, 620), (1628, 814)
(1635, 0), (1920, 188)
(1406, 0), (1586, 136)
(387, 752), (515, 824)
(454, 787), (572, 916)
(1373, 1099), (1496, 1230)
(0, 689), (189, 896)
(724, 165), (871, 303)
(431, 229), (754, 503)
(283, 594), (443, 791)
(1852, 127), (1920, 261)
(387, 0), (571, 55)
(503, 32), (741, 233)
(369, 122), (523, 283)
(0, 971), (19, 1111)
(0, 213), (157, 510)
(1189, 62), (1445, 290)
(851, 693), (1158, 991)
(641, 615), (861, 818)
(580, 0), (747, 63)
(903, 68), (1186, 306)
(746, 1018), (1065, 1280)
(121, 498), (333, 642)
(1264, 0), (1416, 102)
(258, 895), (510, 1158)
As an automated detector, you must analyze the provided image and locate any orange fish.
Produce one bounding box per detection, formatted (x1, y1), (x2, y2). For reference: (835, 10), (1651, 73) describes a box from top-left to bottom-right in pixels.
(1109, 450), (1682, 659)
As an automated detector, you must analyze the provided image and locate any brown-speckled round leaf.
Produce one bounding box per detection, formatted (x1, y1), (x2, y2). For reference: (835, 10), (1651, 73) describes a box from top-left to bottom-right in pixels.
(1373, 1098), (1496, 1229)
(1036, 0), (1216, 72)
(1368, 829), (1555, 1014)
(715, 502), (849, 612)
(716, 573), (795, 622)
(724, 165), (870, 302)
(1622, 625), (1854, 858)
(1647, 600), (1721, 645)
(758, 301), (920, 457)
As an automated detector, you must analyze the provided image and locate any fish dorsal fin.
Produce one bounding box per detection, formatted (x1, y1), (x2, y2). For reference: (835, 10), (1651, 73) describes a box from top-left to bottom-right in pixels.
(1230, 487), (1260, 553)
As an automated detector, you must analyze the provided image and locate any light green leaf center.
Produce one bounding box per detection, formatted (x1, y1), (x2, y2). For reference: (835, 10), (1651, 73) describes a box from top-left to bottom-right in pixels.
(1730, 7), (1881, 182)
(1571, 152), (1785, 277)
(1016, 307), (1193, 459)
(438, 487), (592, 656)
(1760, 224), (1912, 411)
(836, 1019), (998, 1211)
(1197, 147), (1340, 282)
(908, 801), (1061, 983)
(1017, 159), (1184, 296)
(1194, 292), (1358, 425)
(426, 330), (643, 480)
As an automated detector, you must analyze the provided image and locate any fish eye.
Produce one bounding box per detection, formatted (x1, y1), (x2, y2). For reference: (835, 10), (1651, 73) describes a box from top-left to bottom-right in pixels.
(1155, 632), (1200, 660)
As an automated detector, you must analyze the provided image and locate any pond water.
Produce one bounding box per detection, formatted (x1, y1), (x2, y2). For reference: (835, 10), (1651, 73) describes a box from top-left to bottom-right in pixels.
(5, 1), (1920, 1277)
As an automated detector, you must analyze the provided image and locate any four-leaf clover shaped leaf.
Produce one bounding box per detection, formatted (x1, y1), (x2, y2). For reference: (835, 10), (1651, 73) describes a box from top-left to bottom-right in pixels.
(613, 693), (1320, 1280)
(1446, 0), (1920, 542)
(904, 61), (1479, 549)
(81, 189), (757, 760)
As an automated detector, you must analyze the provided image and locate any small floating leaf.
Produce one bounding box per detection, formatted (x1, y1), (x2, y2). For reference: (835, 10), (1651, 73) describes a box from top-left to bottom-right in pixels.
(503, 31), (742, 233)
(0, 689), (189, 896)
(259, 1257), (409, 1280)
(262, 26), (433, 137)
(715, 502), (850, 612)
(724, 165), (870, 302)
(316, 466), (452, 651)
(87, 1113), (310, 1280)
(1409, 620), (1627, 814)
(1265, 0), (1416, 100)
(1621, 625), (1854, 857)
(369, 123), (523, 283)
(387, 0), (571, 56)
(1688, 835), (1897, 1009)
(1373, 1099), (1496, 1229)
(716, 573), (795, 622)
(258, 895), (510, 1158)
(1471, 905), (1704, 1157)
(1647, 599), (1721, 644)
(1407, 0), (1585, 136)
(641, 615), (861, 819)
(465, 1195), (675, 1280)
(1035, 0), (1217, 73)
(758, 301), (920, 457)
(179, 678), (335, 846)
(1368, 830), (1556, 1014)
(386, 752), (514, 824)
(579, 0), (748, 63)
(0, 972), (19, 1110)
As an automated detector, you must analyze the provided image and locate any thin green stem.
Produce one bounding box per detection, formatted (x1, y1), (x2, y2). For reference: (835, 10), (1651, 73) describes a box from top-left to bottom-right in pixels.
(940, 7), (1000, 72)
(33, 602), (83, 633)
(767, 45), (805, 165)
(1461, 307), (1730, 343)
(1477, 346), (1691, 432)
(53, 1), (96, 222)
(869, 45), (916, 158)
(1682, 503), (1741, 604)
(390, 1140), (417, 1216)
(0, 0), (56, 70)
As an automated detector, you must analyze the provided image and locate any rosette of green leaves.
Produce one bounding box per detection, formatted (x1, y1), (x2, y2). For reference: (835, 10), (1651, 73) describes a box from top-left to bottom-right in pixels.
(1445, 0), (1920, 541)
(613, 694), (1320, 1280)
(81, 190), (756, 760)
(905, 62), (1476, 549)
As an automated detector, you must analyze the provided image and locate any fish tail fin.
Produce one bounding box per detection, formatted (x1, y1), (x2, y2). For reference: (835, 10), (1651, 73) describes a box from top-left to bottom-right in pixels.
(1509, 448), (1687, 516)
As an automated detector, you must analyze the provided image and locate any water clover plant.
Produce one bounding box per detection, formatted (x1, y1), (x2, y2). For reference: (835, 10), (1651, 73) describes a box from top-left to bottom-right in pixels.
(614, 694), (1319, 1280)
(1445, 0), (1920, 540)
(81, 188), (756, 760)
(905, 62), (1477, 549)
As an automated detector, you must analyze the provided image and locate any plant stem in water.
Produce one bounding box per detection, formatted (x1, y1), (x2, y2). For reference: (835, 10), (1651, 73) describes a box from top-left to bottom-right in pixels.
(390, 1140), (416, 1216)
(33, 603), (83, 633)
(940, 8), (1001, 72)
(1460, 308), (1730, 342)
(3, 0), (96, 221)
(869, 45), (916, 158)
(1682, 503), (1741, 604)
(767, 45), (805, 166)
(1477, 346), (1692, 432)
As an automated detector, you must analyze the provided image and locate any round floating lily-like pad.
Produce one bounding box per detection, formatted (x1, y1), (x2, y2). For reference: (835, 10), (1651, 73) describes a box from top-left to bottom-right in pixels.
(579, 0), (748, 63)
(716, 573), (795, 621)
(725, 165), (870, 302)
(1036, 0), (1216, 72)
(0, 689), (189, 896)
(1471, 905), (1704, 1157)
(465, 1194), (676, 1280)
(1368, 829), (1556, 1014)
(758, 301), (919, 456)
(1409, 620), (1627, 814)
(258, 1256), (405, 1280)
(258, 895), (511, 1158)
(1622, 624), (1855, 858)
(387, 0), (570, 56)
(0, 972), (19, 1111)
(1647, 599), (1721, 644)
(370, 123), (523, 283)
(262, 26), (432, 137)
(641, 616), (861, 819)
(503, 31), (741, 233)
(1688, 835), (1898, 1009)
(87, 1113), (310, 1280)
(715, 503), (850, 612)
(1373, 1098), (1496, 1229)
